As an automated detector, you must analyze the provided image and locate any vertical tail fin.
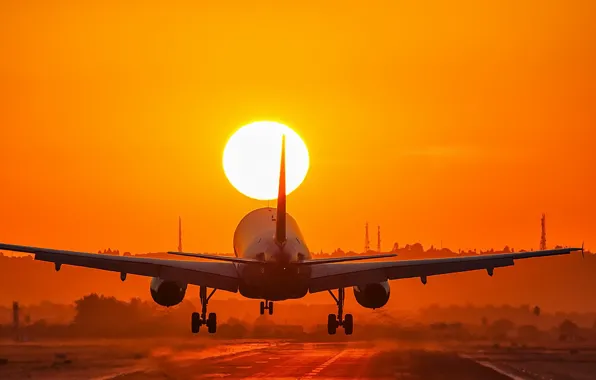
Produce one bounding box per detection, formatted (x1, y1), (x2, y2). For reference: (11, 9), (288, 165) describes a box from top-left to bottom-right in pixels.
(275, 134), (287, 245)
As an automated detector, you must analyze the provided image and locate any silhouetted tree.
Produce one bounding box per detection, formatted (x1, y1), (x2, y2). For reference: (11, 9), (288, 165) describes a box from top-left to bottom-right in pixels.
(410, 243), (424, 255)
(73, 294), (144, 336)
(518, 324), (541, 341)
(218, 317), (249, 338)
(489, 318), (515, 339)
(559, 319), (580, 341)
(533, 306), (541, 317)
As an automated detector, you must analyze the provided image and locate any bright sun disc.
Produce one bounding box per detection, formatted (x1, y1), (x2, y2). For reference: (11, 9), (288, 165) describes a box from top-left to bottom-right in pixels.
(223, 121), (309, 201)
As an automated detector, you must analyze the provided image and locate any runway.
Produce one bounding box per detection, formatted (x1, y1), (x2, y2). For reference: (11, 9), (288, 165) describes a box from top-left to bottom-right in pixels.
(4, 339), (595, 379)
(159, 342), (509, 380)
(0, 340), (512, 379)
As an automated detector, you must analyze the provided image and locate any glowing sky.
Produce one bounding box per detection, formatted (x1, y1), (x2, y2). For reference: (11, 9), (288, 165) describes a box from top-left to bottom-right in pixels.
(0, 1), (594, 255)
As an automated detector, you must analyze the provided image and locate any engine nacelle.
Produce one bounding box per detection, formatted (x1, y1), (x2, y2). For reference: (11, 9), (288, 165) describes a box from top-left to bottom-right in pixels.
(353, 281), (390, 309)
(150, 277), (187, 307)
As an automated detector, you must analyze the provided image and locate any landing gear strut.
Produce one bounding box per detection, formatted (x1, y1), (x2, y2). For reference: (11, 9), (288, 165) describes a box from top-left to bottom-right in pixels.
(191, 286), (217, 334)
(260, 300), (274, 315)
(327, 288), (353, 335)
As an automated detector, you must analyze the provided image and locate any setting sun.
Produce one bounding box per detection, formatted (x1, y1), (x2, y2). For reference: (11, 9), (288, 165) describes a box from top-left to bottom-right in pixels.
(222, 121), (310, 201)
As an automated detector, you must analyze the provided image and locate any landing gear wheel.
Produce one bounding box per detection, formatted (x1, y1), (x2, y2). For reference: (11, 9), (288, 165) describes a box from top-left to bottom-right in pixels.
(327, 314), (338, 335)
(344, 314), (353, 335)
(192, 286), (217, 334)
(259, 300), (273, 315)
(191, 312), (201, 334)
(327, 288), (353, 335)
(207, 312), (217, 334)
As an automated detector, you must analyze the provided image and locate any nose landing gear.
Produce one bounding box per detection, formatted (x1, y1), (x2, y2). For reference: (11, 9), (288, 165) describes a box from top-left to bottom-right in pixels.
(327, 288), (353, 335)
(191, 286), (217, 334)
(260, 300), (274, 315)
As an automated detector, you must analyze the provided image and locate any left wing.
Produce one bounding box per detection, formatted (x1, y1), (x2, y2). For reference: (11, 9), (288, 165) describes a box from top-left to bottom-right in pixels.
(309, 247), (581, 293)
(0, 243), (240, 292)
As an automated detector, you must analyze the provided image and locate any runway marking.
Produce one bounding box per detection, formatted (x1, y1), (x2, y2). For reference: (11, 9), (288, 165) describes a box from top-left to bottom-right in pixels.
(460, 355), (528, 380)
(300, 349), (346, 379)
(90, 366), (148, 380)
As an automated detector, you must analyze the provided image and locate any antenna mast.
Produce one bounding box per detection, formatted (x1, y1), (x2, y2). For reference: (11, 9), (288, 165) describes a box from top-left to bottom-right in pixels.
(377, 225), (381, 253)
(540, 213), (547, 250)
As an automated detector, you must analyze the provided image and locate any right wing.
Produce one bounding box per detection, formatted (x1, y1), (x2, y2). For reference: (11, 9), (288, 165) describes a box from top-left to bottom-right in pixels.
(0, 243), (239, 292)
(309, 247), (581, 293)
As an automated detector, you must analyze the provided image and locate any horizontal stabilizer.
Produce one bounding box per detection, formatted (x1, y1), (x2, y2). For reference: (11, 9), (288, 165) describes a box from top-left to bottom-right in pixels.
(299, 253), (397, 265)
(168, 251), (396, 265)
(167, 251), (261, 264)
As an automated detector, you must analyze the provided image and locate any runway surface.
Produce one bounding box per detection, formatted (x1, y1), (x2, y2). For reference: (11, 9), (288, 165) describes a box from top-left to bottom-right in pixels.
(0, 340), (512, 380)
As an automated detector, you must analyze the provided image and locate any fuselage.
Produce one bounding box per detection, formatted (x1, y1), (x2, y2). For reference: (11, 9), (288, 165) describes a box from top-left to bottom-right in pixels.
(233, 207), (312, 300)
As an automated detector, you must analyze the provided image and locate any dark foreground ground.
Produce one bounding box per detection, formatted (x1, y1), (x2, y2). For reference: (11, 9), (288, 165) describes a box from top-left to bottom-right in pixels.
(1, 339), (595, 379)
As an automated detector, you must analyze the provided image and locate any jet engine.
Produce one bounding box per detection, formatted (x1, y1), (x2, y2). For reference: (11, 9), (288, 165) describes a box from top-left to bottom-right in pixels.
(353, 281), (390, 309)
(150, 277), (187, 307)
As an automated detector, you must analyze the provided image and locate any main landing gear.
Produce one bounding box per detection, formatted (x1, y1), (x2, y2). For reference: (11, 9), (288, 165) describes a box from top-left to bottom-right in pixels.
(327, 288), (353, 335)
(191, 286), (217, 334)
(260, 300), (274, 315)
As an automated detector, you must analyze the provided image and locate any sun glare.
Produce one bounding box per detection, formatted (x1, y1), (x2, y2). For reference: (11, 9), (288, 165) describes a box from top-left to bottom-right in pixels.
(223, 121), (309, 201)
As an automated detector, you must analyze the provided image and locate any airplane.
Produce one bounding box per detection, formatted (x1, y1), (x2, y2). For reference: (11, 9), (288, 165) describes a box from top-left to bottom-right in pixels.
(0, 136), (583, 335)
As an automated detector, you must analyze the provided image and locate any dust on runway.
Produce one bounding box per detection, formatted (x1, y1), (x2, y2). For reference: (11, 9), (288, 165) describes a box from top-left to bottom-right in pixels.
(0, 340), (512, 379)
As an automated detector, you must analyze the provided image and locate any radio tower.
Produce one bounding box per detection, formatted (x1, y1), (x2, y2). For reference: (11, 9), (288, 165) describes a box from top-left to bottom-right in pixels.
(178, 216), (183, 253)
(364, 222), (370, 253)
(540, 213), (547, 250)
(377, 225), (381, 253)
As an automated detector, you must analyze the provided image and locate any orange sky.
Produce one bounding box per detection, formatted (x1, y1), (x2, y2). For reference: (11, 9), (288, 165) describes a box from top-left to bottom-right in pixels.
(0, 1), (595, 255)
